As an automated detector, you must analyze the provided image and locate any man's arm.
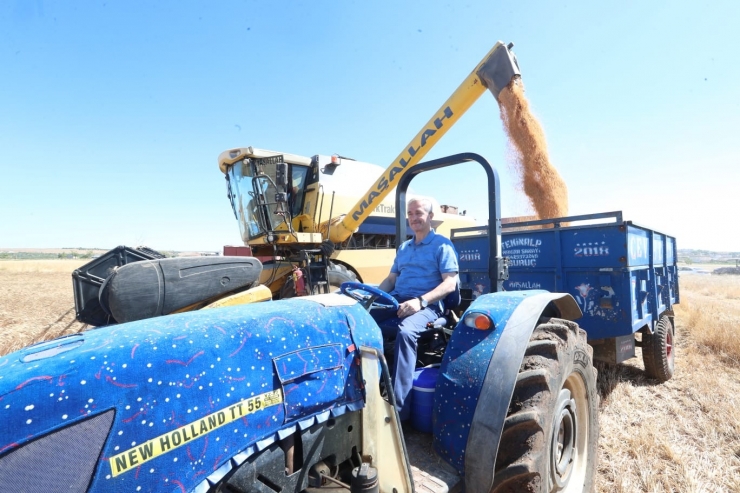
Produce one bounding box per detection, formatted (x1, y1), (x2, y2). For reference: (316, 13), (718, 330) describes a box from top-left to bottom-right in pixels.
(420, 272), (458, 304)
(396, 271), (458, 318)
(378, 272), (397, 294)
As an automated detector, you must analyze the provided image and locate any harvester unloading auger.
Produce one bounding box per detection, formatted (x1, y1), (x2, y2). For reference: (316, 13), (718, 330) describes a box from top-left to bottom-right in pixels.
(209, 41), (523, 305)
(327, 41), (521, 244)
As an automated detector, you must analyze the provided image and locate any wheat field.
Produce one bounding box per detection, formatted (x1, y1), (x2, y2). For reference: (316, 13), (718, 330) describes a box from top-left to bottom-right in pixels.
(1, 260), (739, 491)
(595, 271), (740, 492)
(0, 260), (89, 354)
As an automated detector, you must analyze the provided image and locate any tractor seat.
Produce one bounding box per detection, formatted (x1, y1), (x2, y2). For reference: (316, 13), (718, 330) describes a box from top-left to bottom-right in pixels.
(428, 281), (461, 331)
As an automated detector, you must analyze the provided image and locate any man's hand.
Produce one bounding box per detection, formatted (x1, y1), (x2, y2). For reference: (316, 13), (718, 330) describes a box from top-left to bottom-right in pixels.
(397, 297), (422, 318)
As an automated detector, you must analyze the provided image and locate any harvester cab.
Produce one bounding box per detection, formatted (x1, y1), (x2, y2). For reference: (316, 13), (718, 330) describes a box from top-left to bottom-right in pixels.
(220, 148), (322, 248)
(220, 148), (334, 296)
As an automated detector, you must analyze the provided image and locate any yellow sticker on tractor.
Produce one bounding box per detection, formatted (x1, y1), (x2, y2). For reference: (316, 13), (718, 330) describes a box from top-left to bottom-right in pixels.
(109, 389), (283, 477)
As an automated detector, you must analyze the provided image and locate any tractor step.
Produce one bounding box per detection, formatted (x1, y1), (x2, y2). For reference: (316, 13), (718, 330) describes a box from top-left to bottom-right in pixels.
(405, 428), (460, 493)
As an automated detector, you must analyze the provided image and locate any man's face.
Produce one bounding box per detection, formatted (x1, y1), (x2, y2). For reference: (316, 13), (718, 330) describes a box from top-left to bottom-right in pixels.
(407, 201), (433, 235)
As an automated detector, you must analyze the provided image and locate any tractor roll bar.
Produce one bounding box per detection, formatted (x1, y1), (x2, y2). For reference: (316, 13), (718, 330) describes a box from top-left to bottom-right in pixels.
(394, 152), (508, 293)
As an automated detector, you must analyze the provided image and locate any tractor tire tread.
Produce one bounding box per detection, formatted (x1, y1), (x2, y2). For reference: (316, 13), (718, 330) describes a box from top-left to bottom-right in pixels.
(327, 262), (358, 291)
(490, 318), (599, 493)
(524, 339), (559, 359)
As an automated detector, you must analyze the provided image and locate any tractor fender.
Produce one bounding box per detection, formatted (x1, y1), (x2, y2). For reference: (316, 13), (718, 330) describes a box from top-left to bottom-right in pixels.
(432, 290), (581, 487)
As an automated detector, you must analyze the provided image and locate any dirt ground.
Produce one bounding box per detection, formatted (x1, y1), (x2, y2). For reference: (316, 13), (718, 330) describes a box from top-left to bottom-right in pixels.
(0, 261), (88, 355)
(1, 261), (739, 491)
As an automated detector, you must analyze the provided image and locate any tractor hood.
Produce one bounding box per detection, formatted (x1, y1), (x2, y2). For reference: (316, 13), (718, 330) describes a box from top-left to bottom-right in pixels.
(0, 295), (382, 492)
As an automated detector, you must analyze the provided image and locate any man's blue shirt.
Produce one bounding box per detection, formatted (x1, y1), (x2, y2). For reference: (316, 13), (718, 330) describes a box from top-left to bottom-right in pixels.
(391, 230), (458, 299)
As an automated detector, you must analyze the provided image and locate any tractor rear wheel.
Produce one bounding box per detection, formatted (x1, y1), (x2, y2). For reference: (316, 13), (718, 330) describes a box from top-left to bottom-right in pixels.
(642, 314), (675, 382)
(491, 318), (599, 493)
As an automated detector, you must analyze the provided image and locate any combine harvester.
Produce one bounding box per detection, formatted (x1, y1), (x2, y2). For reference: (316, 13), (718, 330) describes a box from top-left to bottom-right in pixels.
(218, 147), (477, 294)
(0, 41), (678, 492)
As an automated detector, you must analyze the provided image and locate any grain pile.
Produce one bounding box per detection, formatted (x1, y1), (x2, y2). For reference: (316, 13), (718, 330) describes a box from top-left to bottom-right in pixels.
(498, 79), (569, 219)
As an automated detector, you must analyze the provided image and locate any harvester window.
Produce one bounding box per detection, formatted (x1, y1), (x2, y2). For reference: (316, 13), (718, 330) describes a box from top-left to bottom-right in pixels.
(290, 165), (309, 217)
(226, 161), (269, 241)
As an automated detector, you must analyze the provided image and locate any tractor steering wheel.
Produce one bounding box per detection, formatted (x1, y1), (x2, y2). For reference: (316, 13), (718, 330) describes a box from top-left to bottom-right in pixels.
(340, 282), (399, 313)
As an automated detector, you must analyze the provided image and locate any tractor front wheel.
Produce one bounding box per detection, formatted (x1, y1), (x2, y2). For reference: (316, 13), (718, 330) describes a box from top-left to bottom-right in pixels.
(491, 318), (599, 493)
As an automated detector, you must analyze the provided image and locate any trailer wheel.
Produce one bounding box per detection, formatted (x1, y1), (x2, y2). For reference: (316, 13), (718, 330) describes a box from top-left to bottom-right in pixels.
(327, 262), (358, 292)
(491, 318), (599, 493)
(642, 314), (675, 382)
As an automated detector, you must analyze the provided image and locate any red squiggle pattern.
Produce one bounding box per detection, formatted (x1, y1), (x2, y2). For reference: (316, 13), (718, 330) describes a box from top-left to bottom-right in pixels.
(15, 375), (53, 390)
(0, 441), (20, 454)
(122, 403), (151, 423)
(104, 376), (138, 388)
(229, 333), (252, 358)
(166, 351), (205, 367)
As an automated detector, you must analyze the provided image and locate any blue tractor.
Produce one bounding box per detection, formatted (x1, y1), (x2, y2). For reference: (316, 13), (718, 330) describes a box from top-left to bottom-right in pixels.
(0, 37), (682, 493)
(0, 152), (601, 493)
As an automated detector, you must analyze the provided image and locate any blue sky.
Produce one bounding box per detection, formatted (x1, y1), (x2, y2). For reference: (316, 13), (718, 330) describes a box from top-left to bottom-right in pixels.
(1, 1), (738, 252)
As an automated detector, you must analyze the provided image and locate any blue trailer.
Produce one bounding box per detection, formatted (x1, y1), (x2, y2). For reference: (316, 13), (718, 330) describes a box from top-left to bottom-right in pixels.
(452, 211), (679, 382)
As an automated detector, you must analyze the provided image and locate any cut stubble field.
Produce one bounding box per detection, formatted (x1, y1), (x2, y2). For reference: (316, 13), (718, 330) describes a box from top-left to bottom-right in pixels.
(1, 260), (739, 492)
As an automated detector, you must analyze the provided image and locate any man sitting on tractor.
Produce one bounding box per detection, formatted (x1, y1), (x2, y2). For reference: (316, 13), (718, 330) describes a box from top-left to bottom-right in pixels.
(376, 197), (459, 420)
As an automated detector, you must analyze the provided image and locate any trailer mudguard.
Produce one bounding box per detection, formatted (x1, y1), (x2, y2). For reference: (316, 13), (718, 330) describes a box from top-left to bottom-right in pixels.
(0, 294), (382, 493)
(432, 290), (581, 489)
